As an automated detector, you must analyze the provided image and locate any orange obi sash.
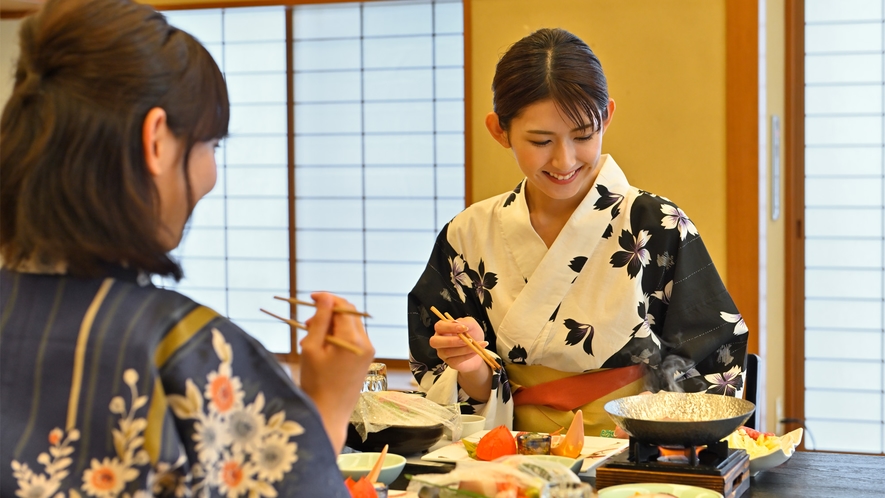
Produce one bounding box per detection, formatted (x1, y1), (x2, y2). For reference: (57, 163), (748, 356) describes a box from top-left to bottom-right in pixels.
(512, 364), (645, 411)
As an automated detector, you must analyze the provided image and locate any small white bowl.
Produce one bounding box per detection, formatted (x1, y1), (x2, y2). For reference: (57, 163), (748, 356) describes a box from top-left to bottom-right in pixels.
(444, 414), (486, 439)
(749, 428), (803, 476)
(337, 452), (406, 486)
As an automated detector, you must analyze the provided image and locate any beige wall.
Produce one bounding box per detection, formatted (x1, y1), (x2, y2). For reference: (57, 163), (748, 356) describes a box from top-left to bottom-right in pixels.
(469, 0), (728, 278)
(764, 0), (786, 434)
(0, 19), (21, 108)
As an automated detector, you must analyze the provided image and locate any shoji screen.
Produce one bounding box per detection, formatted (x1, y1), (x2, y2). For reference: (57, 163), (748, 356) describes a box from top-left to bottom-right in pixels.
(157, 1), (465, 360)
(804, 0), (884, 453)
(291, 1), (465, 359)
(158, 7), (292, 354)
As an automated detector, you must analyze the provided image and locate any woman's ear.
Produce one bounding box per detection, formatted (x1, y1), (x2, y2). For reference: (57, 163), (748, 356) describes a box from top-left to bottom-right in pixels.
(601, 98), (616, 133)
(142, 107), (175, 177)
(485, 112), (511, 148)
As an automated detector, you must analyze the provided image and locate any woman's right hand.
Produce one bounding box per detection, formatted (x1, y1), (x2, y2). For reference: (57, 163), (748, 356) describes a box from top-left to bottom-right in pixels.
(428, 315), (486, 373)
(299, 292), (375, 455)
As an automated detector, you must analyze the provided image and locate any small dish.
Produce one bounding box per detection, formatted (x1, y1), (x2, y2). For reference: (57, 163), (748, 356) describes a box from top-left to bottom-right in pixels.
(522, 454), (582, 474)
(748, 428), (803, 476)
(337, 452), (407, 486)
(444, 414), (486, 439)
(599, 483), (723, 498)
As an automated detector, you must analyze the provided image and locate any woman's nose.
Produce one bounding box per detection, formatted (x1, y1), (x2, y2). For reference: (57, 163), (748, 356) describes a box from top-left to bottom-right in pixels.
(551, 141), (576, 170)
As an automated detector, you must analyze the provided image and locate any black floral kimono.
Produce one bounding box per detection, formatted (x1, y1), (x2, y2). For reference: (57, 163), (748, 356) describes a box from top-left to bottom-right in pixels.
(0, 266), (349, 497)
(408, 155), (749, 432)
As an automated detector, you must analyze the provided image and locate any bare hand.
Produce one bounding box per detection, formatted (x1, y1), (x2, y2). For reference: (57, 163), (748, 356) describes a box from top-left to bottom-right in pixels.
(428, 315), (487, 373)
(299, 292), (375, 455)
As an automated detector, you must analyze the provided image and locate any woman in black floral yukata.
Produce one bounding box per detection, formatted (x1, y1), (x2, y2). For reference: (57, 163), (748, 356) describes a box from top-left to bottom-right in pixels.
(0, 0), (375, 496)
(408, 28), (748, 437)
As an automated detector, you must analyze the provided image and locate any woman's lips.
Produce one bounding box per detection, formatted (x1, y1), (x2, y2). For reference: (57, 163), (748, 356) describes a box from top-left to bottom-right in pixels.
(544, 166), (582, 184)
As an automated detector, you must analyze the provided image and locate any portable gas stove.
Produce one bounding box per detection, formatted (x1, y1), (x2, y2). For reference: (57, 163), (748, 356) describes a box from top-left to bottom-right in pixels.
(595, 437), (750, 498)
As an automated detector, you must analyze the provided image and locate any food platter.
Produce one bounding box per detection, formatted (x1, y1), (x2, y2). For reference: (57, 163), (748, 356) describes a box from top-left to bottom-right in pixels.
(598, 483), (724, 498)
(421, 430), (629, 474)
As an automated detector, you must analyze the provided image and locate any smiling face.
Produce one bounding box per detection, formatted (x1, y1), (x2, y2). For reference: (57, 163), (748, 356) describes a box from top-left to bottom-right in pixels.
(487, 98), (615, 213)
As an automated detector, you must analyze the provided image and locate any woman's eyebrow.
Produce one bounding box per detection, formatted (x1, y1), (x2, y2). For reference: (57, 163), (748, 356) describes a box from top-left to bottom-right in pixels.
(525, 125), (593, 134)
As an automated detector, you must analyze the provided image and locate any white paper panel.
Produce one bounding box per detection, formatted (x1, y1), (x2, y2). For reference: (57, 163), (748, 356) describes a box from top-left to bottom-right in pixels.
(436, 199), (466, 228)
(295, 135), (363, 165)
(365, 325), (410, 359)
(804, 207), (881, 238)
(805, 298), (882, 329)
(226, 73), (287, 104)
(228, 259), (289, 289)
(296, 166), (363, 197)
(364, 102), (434, 133)
(363, 36), (433, 69)
(364, 134), (435, 164)
(227, 229), (289, 260)
(806, 359), (882, 390)
(805, 22), (882, 53)
(178, 258), (227, 289)
(163, 10), (223, 44)
(805, 269), (882, 299)
(295, 103), (362, 134)
(363, 2), (432, 36)
(805, 176), (882, 207)
(805, 146), (882, 177)
(364, 69), (434, 100)
(365, 262), (426, 294)
(179, 228), (226, 258)
(230, 104), (288, 135)
(806, 85), (882, 115)
(806, 238), (882, 269)
(806, 116), (882, 146)
(295, 199), (364, 229)
(226, 199), (288, 228)
(804, 420), (882, 453)
(806, 0), (883, 23)
(806, 329), (883, 360)
(225, 42), (287, 73)
(436, 132), (465, 164)
(806, 389), (882, 421)
(436, 100), (465, 132)
(189, 197), (226, 228)
(437, 165), (466, 198)
(806, 54), (883, 84)
(295, 71), (362, 103)
(436, 68), (464, 99)
(296, 230), (364, 262)
(364, 294), (410, 327)
(293, 4), (360, 40)
(364, 166), (436, 198)
(228, 289), (290, 322)
(293, 39), (362, 71)
(226, 167), (288, 198)
(224, 7), (285, 42)
(434, 1), (464, 34)
(296, 261), (365, 294)
(435, 34), (464, 66)
(365, 199), (435, 229)
(365, 230), (437, 263)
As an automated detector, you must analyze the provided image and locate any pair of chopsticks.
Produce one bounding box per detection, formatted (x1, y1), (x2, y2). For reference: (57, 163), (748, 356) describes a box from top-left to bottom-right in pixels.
(429, 306), (501, 371)
(260, 296), (368, 355)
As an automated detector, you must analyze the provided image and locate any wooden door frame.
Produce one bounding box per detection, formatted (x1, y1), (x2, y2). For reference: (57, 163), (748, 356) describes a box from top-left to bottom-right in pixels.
(783, 0), (805, 440)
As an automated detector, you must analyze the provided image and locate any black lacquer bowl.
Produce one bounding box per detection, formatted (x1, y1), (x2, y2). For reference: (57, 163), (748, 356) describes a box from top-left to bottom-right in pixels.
(604, 391), (756, 447)
(346, 422), (445, 455)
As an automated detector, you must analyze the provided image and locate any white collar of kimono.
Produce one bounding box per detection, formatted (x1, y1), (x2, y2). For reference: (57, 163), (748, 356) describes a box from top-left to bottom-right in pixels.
(495, 154), (631, 346)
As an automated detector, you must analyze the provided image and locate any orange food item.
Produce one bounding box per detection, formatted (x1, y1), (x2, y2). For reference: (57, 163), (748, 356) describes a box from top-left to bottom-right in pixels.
(740, 426), (774, 441)
(475, 425), (518, 461)
(551, 410), (584, 458)
(344, 476), (377, 498)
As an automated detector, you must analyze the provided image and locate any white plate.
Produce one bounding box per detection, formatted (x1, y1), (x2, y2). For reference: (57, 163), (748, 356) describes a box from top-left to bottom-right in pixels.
(599, 483), (724, 498)
(420, 430), (628, 474)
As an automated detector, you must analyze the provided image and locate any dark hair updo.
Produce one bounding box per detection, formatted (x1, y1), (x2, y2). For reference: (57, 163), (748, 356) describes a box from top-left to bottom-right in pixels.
(491, 28), (609, 132)
(0, 0), (230, 279)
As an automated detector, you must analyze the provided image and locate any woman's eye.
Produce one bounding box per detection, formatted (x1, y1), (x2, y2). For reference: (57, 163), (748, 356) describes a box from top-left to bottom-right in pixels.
(530, 140), (551, 146)
(575, 134), (594, 142)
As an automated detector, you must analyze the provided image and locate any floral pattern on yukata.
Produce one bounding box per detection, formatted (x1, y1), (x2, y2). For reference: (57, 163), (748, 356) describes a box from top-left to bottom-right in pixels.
(10, 329), (305, 498)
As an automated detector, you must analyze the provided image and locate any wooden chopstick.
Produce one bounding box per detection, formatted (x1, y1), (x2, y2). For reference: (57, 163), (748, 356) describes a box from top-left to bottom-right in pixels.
(274, 296), (372, 318)
(429, 306), (501, 371)
(260, 308), (365, 356)
(367, 444), (388, 483)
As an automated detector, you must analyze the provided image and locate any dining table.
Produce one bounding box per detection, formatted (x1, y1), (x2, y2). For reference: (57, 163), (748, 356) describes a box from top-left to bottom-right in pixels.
(389, 450), (885, 497)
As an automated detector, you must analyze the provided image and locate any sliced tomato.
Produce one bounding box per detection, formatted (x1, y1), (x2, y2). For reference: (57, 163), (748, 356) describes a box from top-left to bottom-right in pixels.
(740, 426), (774, 440)
(475, 425), (518, 461)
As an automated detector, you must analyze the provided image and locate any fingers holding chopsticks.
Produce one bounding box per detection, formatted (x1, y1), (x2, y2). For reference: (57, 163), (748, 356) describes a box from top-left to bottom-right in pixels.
(427, 307), (500, 372)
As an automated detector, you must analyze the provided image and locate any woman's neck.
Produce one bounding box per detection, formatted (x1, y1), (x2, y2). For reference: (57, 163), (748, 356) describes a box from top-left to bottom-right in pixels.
(525, 182), (591, 248)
